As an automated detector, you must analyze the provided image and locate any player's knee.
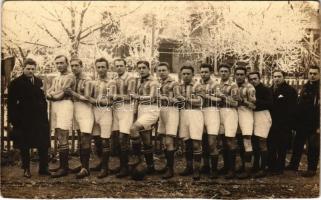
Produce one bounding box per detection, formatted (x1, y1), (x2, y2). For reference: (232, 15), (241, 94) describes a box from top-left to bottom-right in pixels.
(226, 137), (237, 150)
(101, 138), (110, 152)
(130, 124), (139, 137)
(258, 137), (267, 151)
(193, 140), (202, 152)
(165, 136), (174, 149)
(81, 133), (91, 149)
(243, 138), (253, 152)
(119, 133), (129, 151)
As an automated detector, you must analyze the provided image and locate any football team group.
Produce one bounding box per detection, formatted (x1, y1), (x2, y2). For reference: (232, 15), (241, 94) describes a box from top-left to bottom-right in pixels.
(8, 55), (320, 181)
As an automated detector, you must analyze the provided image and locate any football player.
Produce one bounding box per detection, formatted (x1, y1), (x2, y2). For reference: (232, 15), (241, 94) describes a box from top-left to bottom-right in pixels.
(64, 58), (94, 179)
(47, 55), (75, 178)
(87, 57), (117, 178)
(234, 66), (256, 179)
(112, 58), (137, 178)
(156, 62), (180, 179)
(217, 63), (239, 179)
(199, 63), (221, 179)
(177, 65), (204, 180)
(248, 71), (273, 178)
(129, 60), (160, 175)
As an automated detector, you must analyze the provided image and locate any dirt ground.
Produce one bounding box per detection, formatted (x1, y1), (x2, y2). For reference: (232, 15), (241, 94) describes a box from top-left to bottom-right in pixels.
(1, 153), (319, 199)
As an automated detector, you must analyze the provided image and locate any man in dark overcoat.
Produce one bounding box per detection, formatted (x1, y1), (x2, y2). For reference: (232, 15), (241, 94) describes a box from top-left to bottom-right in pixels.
(286, 65), (320, 177)
(8, 58), (50, 178)
(268, 70), (298, 175)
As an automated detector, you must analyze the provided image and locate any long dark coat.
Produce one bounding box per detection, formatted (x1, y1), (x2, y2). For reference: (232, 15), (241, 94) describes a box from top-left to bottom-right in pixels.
(8, 74), (50, 149)
(270, 81), (298, 132)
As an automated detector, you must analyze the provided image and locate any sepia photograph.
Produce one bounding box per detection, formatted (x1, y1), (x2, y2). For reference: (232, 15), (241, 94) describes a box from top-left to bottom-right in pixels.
(1, 1), (320, 198)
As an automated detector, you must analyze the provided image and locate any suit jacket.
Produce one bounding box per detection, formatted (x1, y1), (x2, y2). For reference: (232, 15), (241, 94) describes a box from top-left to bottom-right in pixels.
(8, 74), (50, 149)
(270, 82), (298, 132)
(296, 80), (320, 132)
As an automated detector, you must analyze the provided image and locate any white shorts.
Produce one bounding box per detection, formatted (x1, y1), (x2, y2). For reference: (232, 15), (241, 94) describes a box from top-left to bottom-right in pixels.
(113, 104), (135, 134)
(158, 107), (179, 136)
(179, 110), (204, 141)
(219, 108), (238, 137)
(74, 101), (94, 133)
(202, 107), (220, 135)
(92, 107), (113, 139)
(238, 106), (254, 136)
(254, 110), (272, 138)
(51, 100), (74, 130)
(136, 105), (160, 130)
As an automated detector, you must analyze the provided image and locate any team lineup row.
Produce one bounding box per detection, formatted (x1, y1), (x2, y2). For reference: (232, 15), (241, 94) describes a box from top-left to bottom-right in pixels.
(9, 56), (320, 180)
(45, 55), (272, 180)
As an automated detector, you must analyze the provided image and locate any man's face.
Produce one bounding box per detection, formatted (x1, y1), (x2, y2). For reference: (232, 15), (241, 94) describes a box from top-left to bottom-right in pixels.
(273, 72), (284, 86)
(219, 67), (230, 81)
(157, 65), (169, 80)
(200, 67), (211, 82)
(248, 74), (260, 87)
(70, 60), (82, 76)
(308, 69), (320, 82)
(115, 60), (126, 76)
(181, 69), (193, 84)
(235, 69), (246, 85)
(55, 57), (68, 73)
(137, 63), (150, 78)
(96, 61), (108, 78)
(23, 64), (36, 78)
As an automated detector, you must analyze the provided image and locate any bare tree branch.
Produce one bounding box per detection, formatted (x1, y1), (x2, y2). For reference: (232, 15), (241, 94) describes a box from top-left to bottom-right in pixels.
(118, 2), (144, 18)
(79, 21), (112, 40)
(54, 9), (73, 39)
(36, 23), (63, 45)
(76, 2), (91, 41)
(11, 49), (24, 67)
(80, 24), (97, 35)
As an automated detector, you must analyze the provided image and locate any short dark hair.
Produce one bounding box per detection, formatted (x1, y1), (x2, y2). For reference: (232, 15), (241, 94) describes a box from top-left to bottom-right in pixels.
(309, 65), (320, 72)
(218, 63), (231, 72)
(200, 63), (212, 72)
(248, 71), (261, 79)
(70, 58), (83, 67)
(234, 66), (247, 74)
(273, 69), (285, 77)
(54, 55), (69, 64)
(23, 58), (37, 68)
(114, 58), (126, 66)
(137, 60), (150, 69)
(157, 62), (169, 69)
(180, 65), (194, 74)
(95, 57), (109, 68)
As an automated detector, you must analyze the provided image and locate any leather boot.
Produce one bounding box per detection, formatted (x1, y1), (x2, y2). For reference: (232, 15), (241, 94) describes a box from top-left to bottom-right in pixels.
(237, 152), (252, 179)
(23, 168), (31, 178)
(97, 139), (110, 179)
(128, 139), (142, 166)
(193, 153), (201, 181)
(97, 151), (110, 179)
(76, 148), (90, 179)
(209, 155), (219, 179)
(218, 149), (229, 175)
(116, 150), (129, 178)
(156, 149), (168, 174)
(225, 150), (236, 179)
(254, 151), (267, 178)
(179, 140), (193, 176)
(51, 149), (69, 178)
(90, 136), (103, 171)
(144, 150), (155, 175)
(162, 150), (174, 179)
